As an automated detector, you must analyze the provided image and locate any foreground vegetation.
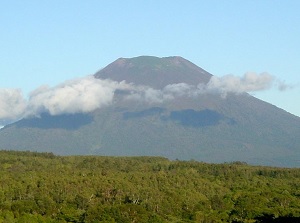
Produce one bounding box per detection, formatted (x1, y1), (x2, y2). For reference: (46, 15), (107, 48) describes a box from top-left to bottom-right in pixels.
(0, 150), (300, 222)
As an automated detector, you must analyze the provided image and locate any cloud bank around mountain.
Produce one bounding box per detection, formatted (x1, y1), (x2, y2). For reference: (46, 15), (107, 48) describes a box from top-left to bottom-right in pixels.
(0, 73), (293, 125)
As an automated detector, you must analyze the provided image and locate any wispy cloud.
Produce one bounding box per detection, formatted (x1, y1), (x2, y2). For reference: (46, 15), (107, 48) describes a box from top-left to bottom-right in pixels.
(124, 83), (198, 103)
(206, 72), (274, 97)
(275, 79), (295, 91)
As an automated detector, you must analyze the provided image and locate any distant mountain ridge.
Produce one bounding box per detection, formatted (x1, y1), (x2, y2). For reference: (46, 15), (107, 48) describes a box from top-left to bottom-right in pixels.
(0, 56), (300, 167)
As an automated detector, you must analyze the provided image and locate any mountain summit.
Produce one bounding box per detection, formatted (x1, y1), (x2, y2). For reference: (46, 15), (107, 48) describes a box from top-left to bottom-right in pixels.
(95, 56), (212, 88)
(0, 56), (300, 167)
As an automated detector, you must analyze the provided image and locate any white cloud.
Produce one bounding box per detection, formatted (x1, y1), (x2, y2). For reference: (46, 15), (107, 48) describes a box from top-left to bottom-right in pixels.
(26, 76), (132, 116)
(0, 88), (26, 123)
(206, 72), (274, 95)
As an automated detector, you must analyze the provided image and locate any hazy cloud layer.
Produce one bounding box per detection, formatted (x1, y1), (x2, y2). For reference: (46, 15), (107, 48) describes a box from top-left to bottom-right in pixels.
(124, 83), (198, 103)
(0, 73), (292, 124)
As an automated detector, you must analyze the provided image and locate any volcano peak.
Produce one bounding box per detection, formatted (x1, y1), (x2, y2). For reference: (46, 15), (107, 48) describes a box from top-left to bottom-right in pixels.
(94, 56), (212, 88)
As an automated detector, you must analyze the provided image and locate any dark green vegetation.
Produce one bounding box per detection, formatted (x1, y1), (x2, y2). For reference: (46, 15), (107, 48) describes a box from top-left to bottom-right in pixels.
(1, 150), (300, 222)
(1, 56), (300, 167)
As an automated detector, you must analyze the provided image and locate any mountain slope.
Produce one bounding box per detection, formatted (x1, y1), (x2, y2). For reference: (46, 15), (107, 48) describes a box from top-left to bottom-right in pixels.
(0, 56), (299, 167)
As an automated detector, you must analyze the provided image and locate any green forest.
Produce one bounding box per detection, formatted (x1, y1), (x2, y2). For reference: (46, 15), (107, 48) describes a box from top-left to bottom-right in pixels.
(0, 150), (300, 223)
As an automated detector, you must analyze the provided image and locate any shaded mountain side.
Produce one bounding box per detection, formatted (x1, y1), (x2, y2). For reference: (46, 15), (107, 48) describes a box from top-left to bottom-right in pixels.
(95, 56), (212, 88)
(0, 56), (299, 167)
(14, 113), (94, 130)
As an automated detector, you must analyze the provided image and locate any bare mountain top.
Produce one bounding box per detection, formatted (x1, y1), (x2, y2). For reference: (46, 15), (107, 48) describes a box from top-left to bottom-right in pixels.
(95, 56), (212, 88)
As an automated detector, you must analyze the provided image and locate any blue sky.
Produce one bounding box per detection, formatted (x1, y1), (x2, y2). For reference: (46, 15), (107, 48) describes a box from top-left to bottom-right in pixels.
(1, 0), (300, 118)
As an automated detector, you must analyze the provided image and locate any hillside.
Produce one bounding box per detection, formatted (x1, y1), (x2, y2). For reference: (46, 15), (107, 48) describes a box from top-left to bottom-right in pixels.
(0, 150), (300, 222)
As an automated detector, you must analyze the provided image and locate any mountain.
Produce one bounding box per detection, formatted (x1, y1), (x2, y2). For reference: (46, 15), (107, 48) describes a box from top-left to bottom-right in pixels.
(0, 56), (300, 167)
